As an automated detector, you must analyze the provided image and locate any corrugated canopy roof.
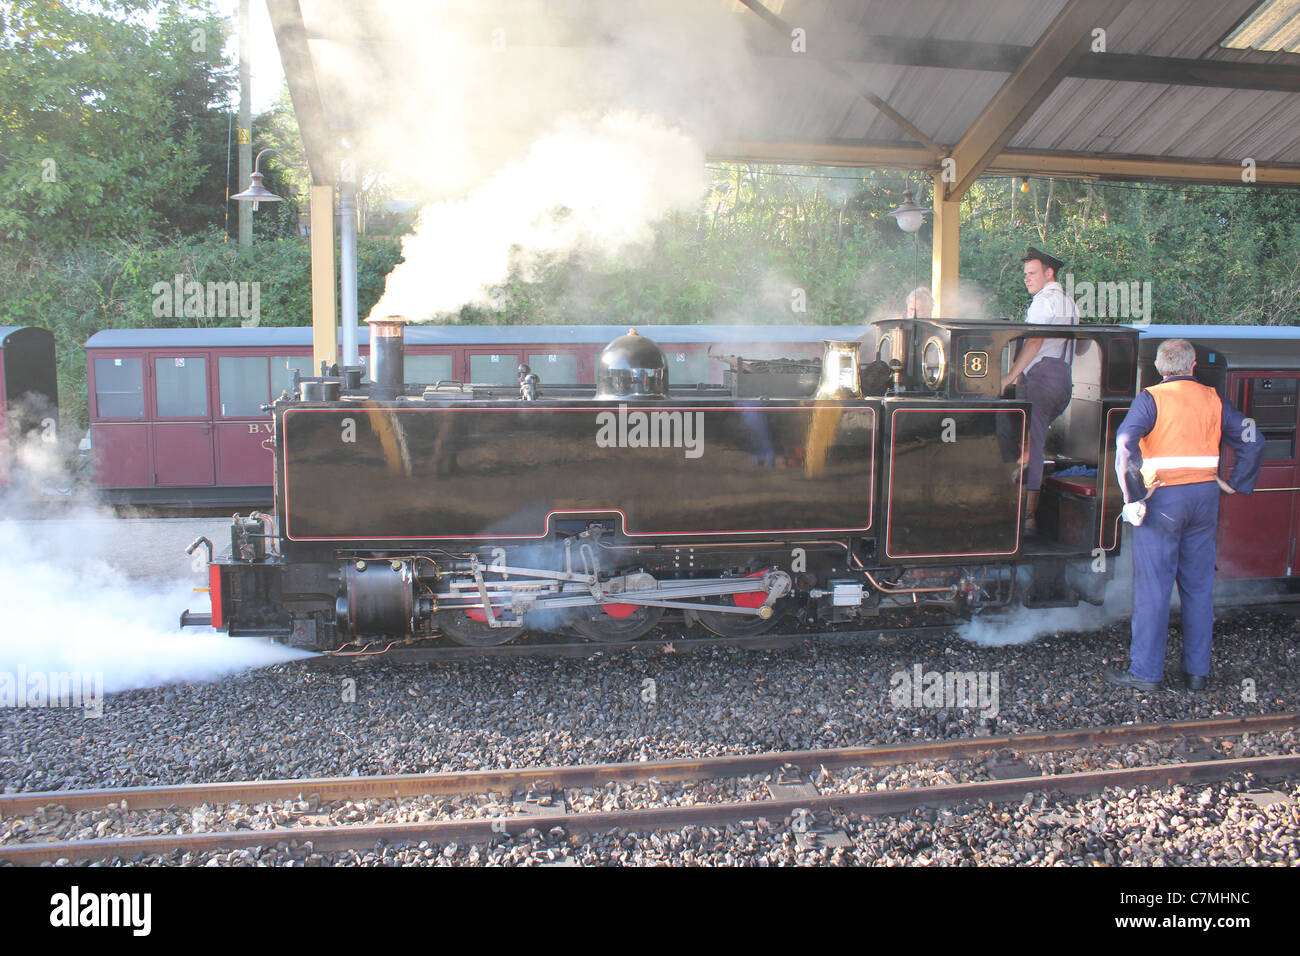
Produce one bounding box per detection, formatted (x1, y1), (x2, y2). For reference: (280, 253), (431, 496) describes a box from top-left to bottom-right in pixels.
(268, 0), (1300, 189)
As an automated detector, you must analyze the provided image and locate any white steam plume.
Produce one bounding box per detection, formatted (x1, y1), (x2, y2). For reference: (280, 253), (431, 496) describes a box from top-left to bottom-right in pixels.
(294, 0), (761, 321)
(958, 544), (1135, 647)
(0, 436), (311, 698)
(370, 112), (706, 320)
(959, 600), (1125, 648)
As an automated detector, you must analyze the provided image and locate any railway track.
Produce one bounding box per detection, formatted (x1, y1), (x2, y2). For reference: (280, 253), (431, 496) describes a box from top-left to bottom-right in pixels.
(3, 712), (1297, 865)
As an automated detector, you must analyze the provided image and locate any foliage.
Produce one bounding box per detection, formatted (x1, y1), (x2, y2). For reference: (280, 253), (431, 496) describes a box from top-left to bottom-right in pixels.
(0, 232), (402, 427)
(2, 0), (1297, 431)
(461, 167), (1300, 330)
(0, 0), (233, 243)
(959, 176), (1300, 325)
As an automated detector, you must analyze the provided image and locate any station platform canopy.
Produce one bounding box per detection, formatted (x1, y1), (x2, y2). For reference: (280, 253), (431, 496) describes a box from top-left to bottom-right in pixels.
(269, 0), (1300, 187)
(264, 0), (1300, 346)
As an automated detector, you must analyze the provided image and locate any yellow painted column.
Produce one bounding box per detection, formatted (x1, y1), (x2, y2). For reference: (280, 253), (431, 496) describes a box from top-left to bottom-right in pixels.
(310, 183), (338, 374)
(930, 170), (960, 318)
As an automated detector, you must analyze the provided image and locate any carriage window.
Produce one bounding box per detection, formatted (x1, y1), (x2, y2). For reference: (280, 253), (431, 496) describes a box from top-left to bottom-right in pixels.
(528, 353), (578, 383)
(469, 353), (519, 385)
(154, 357), (208, 417)
(405, 354), (454, 385)
(1243, 378), (1298, 461)
(93, 358), (144, 419)
(271, 355), (315, 397)
(669, 352), (712, 384)
(219, 357), (268, 418)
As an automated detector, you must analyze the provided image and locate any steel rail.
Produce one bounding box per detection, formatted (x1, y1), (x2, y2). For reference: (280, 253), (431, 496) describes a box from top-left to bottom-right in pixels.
(4, 752), (1297, 865)
(3, 712), (1294, 817)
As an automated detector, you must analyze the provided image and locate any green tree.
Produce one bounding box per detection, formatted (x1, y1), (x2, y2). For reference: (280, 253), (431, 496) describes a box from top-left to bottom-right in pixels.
(0, 0), (232, 244)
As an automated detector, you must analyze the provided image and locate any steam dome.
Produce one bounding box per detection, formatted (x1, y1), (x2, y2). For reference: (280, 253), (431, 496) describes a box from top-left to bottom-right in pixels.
(595, 328), (669, 400)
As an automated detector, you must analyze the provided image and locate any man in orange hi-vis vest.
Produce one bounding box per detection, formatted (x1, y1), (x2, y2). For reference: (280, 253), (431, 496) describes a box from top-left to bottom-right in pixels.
(1109, 338), (1263, 692)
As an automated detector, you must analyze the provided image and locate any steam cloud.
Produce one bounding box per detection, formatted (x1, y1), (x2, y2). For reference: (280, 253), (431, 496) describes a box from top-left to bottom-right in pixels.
(294, 0), (760, 321)
(370, 112), (707, 320)
(0, 435), (311, 699)
(958, 599), (1126, 648)
(957, 547), (1136, 647)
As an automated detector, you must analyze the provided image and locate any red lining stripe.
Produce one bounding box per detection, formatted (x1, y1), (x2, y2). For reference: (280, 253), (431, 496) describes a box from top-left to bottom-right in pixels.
(281, 405), (876, 541)
(884, 406), (1027, 560)
(1097, 405), (1128, 552)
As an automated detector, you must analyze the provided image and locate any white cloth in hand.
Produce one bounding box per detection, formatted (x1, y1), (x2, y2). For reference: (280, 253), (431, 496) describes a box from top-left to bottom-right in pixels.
(1122, 501), (1146, 526)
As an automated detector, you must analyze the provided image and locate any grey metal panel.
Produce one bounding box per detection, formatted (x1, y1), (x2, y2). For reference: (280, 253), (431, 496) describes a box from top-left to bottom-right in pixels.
(1012, 75), (1300, 162)
(830, 0), (1062, 45)
(847, 64), (1012, 145)
(741, 0), (1298, 163)
(1103, 0), (1260, 56)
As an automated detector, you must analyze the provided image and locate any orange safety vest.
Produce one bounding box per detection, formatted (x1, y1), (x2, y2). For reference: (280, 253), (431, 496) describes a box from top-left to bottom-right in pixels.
(1138, 379), (1223, 488)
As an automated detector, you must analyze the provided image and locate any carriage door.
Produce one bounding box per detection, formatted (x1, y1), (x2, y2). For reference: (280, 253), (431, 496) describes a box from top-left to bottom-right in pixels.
(1217, 372), (1299, 579)
(149, 352), (215, 486)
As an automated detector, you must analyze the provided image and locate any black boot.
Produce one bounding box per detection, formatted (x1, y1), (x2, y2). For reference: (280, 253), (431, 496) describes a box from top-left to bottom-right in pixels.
(1103, 667), (1161, 691)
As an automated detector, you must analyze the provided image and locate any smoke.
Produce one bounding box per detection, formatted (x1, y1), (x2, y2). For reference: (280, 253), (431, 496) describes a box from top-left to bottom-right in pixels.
(0, 435), (312, 699)
(293, 0), (762, 320)
(952, 281), (993, 321)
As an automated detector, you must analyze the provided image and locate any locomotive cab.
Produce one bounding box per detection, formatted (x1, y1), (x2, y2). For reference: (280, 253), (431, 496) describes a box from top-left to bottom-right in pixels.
(860, 317), (1138, 598)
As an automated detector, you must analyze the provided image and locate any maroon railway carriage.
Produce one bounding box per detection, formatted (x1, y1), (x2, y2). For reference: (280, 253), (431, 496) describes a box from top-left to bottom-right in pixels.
(84, 324), (861, 506)
(0, 326), (59, 488)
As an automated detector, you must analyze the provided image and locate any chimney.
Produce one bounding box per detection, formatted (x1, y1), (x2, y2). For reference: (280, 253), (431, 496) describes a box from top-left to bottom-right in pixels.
(367, 316), (406, 401)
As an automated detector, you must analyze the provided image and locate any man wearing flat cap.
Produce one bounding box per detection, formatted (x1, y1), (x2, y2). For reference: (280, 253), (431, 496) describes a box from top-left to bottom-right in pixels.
(998, 247), (1079, 532)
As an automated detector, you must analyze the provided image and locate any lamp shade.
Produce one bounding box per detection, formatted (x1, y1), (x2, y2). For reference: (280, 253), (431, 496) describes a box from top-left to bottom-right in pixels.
(232, 171), (282, 205)
(887, 188), (928, 233)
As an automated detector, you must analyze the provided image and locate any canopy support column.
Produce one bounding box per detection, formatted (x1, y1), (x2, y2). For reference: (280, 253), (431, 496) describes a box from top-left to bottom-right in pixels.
(931, 170), (960, 317)
(310, 183), (337, 374)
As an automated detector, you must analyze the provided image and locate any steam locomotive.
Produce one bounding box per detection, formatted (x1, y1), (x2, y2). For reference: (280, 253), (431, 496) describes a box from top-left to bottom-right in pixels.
(186, 315), (1160, 650)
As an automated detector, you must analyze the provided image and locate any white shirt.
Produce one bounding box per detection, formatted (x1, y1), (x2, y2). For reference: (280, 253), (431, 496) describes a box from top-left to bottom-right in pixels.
(1024, 281), (1080, 371)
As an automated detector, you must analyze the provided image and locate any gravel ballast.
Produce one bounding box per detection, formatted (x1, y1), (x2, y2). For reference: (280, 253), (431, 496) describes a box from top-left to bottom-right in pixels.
(2, 605), (1297, 866)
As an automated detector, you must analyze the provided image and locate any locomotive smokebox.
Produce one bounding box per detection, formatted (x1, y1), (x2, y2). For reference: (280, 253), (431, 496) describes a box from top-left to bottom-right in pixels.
(367, 316), (406, 401)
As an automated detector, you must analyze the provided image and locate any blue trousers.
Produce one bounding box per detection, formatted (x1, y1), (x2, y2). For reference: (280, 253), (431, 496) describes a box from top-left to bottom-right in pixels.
(997, 358), (1073, 491)
(1129, 481), (1219, 681)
